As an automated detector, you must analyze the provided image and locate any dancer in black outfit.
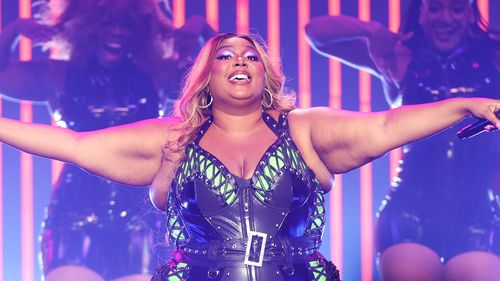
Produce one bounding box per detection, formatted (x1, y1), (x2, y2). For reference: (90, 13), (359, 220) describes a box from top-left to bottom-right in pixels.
(306, 0), (500, 280)
(0, 0), (214, 280)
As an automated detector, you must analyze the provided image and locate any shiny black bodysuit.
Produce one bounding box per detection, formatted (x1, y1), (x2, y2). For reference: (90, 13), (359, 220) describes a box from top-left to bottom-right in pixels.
(40, 59), (166, 279)
(152, 112), (340, 281)
(376, 39), (500, 260)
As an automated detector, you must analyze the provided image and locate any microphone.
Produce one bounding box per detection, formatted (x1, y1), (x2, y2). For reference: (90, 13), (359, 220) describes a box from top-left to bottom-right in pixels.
(457, 110), (500, 140)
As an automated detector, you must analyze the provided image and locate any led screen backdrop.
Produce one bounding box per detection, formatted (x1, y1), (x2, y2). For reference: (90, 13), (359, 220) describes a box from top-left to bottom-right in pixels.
(0, 1), (498, 281)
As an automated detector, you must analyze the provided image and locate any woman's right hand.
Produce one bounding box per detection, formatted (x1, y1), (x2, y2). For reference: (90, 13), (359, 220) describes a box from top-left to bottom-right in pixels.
(464, 98), (500, 130)
(14, 18), (55, 44)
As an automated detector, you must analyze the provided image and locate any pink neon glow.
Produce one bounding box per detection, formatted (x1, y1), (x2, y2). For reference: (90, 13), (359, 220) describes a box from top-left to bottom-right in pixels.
(330, 174), (343, 277)
(359, 1), (373, 280)
(51, 162), (64, 186)
(0, 99), (3, 281)
(478, 0), (489, 23)
(0, 3), (4, 281)
(297, 0), (311, 108)
(329, 54), (344, 280)
(236, 0), (249, 34)
(360, 164), (373, 281)
(328, 1), (343, 277)
(359, 72), (371, 112)
(329, 61), (342, 109)
(20, 102), (34, 281)
(328, 0), (342, 110)
(173, 0), (185, 27)
(20, 2), (34, 280)
(388, 0), (400, 32)
(267, 0), (280, 64)
(206, 0), (219, 31)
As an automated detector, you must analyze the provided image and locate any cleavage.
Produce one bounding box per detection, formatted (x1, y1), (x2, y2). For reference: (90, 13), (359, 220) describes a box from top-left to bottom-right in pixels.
(198, 117), (278, 180)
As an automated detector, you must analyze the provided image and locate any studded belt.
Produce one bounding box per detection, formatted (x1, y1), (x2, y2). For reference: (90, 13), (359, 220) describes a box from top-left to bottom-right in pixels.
(179, 235), (320, 267)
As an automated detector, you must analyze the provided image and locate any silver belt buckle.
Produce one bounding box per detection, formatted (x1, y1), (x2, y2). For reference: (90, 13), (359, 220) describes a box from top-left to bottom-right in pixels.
(244, 230), (268, 267)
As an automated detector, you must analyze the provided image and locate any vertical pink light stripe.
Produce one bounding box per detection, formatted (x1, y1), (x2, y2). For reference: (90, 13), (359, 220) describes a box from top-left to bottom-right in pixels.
(358, 0), (370, 21)
(51, 162), (64, 186)
(328, 0), (342, 110)
(330, 175), (343, 277)
(388, 0), (402, 185)
(20, 102), (34, 281)
(478, 0), (489, 23)
(328, 59), (343, 275)
(360, 163), (373, 281)
(172, 0), (185, 28)
(0, 4), (4, 281)
(0, 83), (3, 281)
(267, 0), (280, 65)
(206, 0), (219, 31)
(388, 0), (400, 32)
(20, 2), (34, 281)
(360, 70), (373, 281)
(359, 1), (373, 280)
(329, 61), (342, 109)
(327, 0), (343, 276)
(297, 0), (311, 108)
(236, 0), (249, 34)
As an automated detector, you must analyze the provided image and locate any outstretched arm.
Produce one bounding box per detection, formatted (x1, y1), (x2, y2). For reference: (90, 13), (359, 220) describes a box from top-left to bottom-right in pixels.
(292, 98), (500, 174)
(0, 116), (174, 186)
(0, 18), (65, 103)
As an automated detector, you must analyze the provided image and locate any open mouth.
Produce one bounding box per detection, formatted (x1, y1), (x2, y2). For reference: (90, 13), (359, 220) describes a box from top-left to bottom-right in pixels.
(228, 72), (252, 82)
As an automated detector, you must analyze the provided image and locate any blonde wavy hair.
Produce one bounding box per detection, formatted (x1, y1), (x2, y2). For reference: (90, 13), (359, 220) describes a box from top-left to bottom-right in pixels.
(151, 33), (296, 201)
(169, 33), (296, 159)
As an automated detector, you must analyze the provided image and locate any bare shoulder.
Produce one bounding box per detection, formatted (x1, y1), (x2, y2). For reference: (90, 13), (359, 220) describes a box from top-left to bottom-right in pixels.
(287, 108), (336, 152)
(113, 116), (182, 142)
(286, 108), (336, 192)
(288, 107), (340, 123)
(125, 116), (181, 128)
(136, 116), (181, 132)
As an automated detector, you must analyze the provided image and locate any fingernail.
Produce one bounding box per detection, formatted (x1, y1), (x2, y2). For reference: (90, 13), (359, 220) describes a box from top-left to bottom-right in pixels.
(496, 122), (500, 129)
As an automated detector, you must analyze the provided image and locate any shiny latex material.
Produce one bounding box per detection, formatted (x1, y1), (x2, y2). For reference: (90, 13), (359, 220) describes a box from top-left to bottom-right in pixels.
(376, 39), (500, 261)
(41, 59), (168, 280)
(152, 112), (341, 281)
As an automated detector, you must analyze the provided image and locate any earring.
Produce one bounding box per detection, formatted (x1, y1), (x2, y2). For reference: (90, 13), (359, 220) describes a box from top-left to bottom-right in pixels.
(261, 88), (274, 108)
(199, 89), (213, 109)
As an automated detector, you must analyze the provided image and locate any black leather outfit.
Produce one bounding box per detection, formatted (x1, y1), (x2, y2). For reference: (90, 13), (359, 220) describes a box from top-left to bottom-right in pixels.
(152, 112), (340, 281)
(376, 39), (500, 261)
(40, 59), (167, 280)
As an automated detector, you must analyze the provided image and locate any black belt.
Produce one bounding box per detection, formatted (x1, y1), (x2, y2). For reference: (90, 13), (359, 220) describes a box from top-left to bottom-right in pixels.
(177, 235), (321, 274)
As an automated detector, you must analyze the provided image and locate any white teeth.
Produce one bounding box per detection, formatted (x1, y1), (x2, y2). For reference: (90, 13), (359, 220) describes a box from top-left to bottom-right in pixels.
(229, 74), (250, 81)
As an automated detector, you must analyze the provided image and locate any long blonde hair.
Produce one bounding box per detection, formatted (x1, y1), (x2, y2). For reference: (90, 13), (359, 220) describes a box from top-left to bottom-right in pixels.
(151, 33), (296, 203)
(169, 33), (295, 158)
